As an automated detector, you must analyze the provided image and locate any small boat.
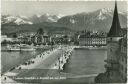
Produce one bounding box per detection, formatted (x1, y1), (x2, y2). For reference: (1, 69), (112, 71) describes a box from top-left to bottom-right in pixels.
(74, 46), (89, 50)
(88, 46), (107, 49)
(4, 44), (21, 51)
(4, 44), (35, 51)
(20, 44), (35, 51)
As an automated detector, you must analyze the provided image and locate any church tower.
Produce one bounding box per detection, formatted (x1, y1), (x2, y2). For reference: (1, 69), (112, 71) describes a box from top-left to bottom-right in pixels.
(105, 1), (123, 81)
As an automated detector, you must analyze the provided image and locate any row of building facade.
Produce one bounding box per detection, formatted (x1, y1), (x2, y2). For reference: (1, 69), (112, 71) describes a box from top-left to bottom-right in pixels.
(78, 36), (107, 46)
(1, 32), (73, 45)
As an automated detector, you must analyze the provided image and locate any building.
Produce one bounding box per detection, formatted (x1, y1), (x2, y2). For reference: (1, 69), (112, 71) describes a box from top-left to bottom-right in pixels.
(31, 32), (51, 45)
(118, 35), (127, 82)
(78, 35), (106, 46)
(51, 37), (63, 44)
(1, 35), (20, 43)
(43, 35), (51, 44)
(35, 34), (43, 44)
(95, 1), (127, 83)
(1, 35), (13, 42)
(18, 36), (31, 43)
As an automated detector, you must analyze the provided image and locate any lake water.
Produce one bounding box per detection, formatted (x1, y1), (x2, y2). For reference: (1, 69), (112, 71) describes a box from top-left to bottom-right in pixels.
(1, 49), (46, 73)
(64, 49), (107, 75)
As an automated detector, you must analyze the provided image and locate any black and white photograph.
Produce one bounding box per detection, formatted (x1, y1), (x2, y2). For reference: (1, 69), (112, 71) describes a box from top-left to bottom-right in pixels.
(1, 0), (127, 84)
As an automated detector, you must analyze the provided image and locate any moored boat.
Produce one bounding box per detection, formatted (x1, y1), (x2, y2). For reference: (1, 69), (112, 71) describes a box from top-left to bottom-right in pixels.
(19, 44), (35, 51)
(2, 44), (35, 51)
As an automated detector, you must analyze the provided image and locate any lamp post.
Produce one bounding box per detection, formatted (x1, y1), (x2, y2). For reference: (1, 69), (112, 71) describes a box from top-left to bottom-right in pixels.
(58, 57), (61, 78)
(58, 57), (60, 70)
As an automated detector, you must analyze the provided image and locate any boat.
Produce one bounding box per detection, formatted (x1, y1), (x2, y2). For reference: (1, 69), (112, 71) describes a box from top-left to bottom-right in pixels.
(19, 44), (35, 51)
(2, 44), (21, 51)
(74, 46), (107, 50)
(74, 46), (89, 50)
(3, 44), (35, 51)
(88, 46), (107, 49)
(35, 45), (52, 50)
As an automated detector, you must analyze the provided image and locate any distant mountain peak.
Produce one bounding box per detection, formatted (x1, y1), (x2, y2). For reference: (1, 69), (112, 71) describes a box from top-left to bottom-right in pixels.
(97, 8), (127, 20)
(29, 13), (65, 23)
(2, 15), (33, 25)
(36, 14), (41, 18)
(56, 14), (65, 18)
(95, 8), (115, 20)
(100, 8), (113, 13)
(14, 18), (33, 25)
(44, 13), (50, 16)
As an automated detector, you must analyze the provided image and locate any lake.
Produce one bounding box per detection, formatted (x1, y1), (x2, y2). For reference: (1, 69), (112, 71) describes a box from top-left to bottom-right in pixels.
(1, 48), (47, 73)
(64, 49), (107, 75)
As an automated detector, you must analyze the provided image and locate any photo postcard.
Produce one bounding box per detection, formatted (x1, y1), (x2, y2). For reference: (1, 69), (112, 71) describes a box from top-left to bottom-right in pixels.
(1, 0), (127, 84)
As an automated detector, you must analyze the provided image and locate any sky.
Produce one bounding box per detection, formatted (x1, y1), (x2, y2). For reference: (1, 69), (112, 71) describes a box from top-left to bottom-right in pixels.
(1, 1), (127, 16)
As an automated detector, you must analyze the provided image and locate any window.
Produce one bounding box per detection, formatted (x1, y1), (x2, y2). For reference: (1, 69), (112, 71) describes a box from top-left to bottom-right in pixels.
(122, 65), (123, 71)
(110, 38), (112, 41)
(122, 57), (124, 62)
(110, 48), (112, 52)
(125, 58), (127, 64)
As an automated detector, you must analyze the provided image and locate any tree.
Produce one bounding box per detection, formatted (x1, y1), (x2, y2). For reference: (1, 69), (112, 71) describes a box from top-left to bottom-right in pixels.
(12, 33), (17, 38)
(37, 28), (44, 35)
(1, 40), (7, 45)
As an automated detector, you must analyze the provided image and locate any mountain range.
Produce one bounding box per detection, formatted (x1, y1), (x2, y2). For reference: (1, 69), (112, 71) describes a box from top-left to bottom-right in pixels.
(2, 13), (64, 25)
(1, 8), (127, 35)
(58, 8), (127, 32)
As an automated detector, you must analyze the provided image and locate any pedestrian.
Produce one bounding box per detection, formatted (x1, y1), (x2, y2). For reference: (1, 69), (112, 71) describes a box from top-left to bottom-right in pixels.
(4, 77), (6, 80)
(19, 67), (21, 70)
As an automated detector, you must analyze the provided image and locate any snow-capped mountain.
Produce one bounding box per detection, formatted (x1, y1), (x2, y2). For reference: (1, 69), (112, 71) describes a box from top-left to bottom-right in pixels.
(2, 15), (33, 25)
(58, 8), (127, 32)
(14, 18), (33, 25)
(1, 13), (65, 25)
(29, 13), (64, 23)
(97, 8), (113, 20)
